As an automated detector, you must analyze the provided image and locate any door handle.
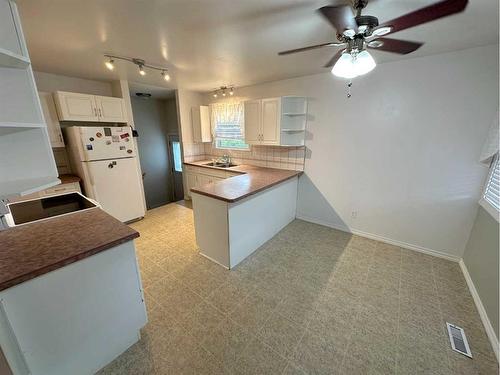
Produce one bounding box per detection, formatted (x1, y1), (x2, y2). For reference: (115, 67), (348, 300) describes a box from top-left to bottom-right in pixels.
(94, 107), (98, 117)
(98, 108), (102, 117)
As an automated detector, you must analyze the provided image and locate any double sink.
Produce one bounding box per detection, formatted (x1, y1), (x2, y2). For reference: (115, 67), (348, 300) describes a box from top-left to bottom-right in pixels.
(203, 162), (238, 168)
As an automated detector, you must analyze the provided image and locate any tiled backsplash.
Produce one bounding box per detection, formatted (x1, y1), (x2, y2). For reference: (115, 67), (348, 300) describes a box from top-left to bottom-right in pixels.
(183, 143), (305, 171)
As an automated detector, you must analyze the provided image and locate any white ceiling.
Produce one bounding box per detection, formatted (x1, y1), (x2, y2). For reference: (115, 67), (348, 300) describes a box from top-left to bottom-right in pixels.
(17, 0), (499, 92)
(128, 81), (175, 99)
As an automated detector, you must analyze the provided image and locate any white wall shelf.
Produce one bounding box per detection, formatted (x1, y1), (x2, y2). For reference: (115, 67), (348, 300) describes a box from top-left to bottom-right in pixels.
(282, 112), (306, 116)
(0, 47), (30, 69)
(281, 128), (305, 132)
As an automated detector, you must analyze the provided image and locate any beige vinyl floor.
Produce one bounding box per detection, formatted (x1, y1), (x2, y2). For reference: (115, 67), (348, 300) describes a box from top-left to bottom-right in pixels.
(97, 202), (498, 375)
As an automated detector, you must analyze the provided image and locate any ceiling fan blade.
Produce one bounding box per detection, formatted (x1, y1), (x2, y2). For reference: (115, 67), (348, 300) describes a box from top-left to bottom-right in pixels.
(367, 38), (423, 54)
(318, 5), (357, 33)
(324, 50), (345, 68)
(278, 42), (345, 56)
(377, 0), (468, 34)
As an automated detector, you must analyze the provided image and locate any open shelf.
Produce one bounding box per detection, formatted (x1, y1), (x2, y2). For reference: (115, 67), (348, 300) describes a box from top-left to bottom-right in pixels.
(0, 47), (30, 69)
(0, 122), (46, 136)
(0, 176), (60, 198)
(281, 128), (305, 132)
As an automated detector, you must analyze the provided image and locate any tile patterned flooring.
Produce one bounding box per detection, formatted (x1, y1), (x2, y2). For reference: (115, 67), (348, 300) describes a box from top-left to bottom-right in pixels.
(98, 202), (498, 375)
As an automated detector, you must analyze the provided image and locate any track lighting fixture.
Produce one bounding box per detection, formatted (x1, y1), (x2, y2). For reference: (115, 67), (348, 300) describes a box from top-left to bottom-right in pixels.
(211, 86), (235, 99)
(103, 54), (171, 82)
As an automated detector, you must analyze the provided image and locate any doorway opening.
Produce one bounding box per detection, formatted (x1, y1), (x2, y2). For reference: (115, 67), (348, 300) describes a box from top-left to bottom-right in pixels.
(130, 84), (182, 209)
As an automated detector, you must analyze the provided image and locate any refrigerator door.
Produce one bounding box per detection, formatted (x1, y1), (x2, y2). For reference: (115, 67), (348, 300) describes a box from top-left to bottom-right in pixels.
(86, 158), (145, 222)
(78, 126), (136, 161)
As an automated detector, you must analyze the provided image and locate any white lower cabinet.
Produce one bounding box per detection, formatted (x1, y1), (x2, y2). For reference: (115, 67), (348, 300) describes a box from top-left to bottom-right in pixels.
(185, 165), (240, 198)
(8, 181), (81, 203)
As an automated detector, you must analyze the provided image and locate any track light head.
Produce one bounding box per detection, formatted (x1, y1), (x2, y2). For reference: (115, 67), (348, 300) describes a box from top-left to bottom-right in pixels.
(139, 65), (146, 76)
(105, 58), (114, 71)
(161, 71), (170, 81)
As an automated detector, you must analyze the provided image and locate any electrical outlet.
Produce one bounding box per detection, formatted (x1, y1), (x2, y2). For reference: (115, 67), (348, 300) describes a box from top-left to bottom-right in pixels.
(351, 211), (358, 219)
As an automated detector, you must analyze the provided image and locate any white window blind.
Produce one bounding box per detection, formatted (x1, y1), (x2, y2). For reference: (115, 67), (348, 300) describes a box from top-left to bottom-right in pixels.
(484, 155), (500, 212)
(210, 102), (248, 150)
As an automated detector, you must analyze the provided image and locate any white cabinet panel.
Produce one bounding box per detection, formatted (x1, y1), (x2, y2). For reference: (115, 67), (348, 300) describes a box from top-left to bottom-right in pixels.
(39, 92), (64, 147)
(54, 91), (98, 122)
(192, 106), (211, 143)
(0, 0), (22, 56)
(243, 100), (261, 145)
(96, 95), (127, 123)
(261, 98), (280, 145)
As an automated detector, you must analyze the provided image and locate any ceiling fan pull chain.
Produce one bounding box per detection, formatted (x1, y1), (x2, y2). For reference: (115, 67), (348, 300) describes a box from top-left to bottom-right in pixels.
(347, 81), (352, 98)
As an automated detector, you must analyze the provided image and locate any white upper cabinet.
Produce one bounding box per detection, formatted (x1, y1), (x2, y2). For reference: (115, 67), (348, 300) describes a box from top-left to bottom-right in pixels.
(244, 96), (306, 146)
(261, 98), (280, 145)
(95, 95), (127, 123)
(54, 92), (98, 122)
(192, 106), (211, 143)
(39, 92), (64, 148)
(243, 100), (261, 145)
(53, 91), (127, 123)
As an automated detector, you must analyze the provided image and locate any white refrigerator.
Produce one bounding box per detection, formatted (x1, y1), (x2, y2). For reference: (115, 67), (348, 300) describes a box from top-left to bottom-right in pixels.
(64, 126), (146, 222)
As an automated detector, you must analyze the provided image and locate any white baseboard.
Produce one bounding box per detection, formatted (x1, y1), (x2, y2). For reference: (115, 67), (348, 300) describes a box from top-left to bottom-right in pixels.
(295, 213), (461, 262)
(459, 259), (499, 363)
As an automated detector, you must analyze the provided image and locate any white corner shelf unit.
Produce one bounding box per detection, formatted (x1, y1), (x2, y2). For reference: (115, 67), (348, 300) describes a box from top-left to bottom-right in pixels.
(0, 0), (59, 199)
(280, 96), (307, 147)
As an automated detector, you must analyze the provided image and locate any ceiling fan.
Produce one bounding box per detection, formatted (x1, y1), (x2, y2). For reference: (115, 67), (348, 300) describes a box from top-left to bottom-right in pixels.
(278, 0), (468, 79)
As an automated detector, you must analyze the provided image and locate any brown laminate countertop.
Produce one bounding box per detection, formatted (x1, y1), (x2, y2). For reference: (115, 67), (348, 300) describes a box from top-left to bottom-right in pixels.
(185, 161), (302, 202)
(0, 208), (139, 292)
(59, 174), (81, 184)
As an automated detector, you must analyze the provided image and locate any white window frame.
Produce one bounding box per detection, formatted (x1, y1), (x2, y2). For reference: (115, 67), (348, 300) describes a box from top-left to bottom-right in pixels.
(211, 102), (250, 151)
(479, 154), (500, 222)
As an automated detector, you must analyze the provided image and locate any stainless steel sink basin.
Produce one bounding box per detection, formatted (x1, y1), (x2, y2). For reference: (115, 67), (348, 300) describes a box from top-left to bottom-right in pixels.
(203, 162), (238, 168)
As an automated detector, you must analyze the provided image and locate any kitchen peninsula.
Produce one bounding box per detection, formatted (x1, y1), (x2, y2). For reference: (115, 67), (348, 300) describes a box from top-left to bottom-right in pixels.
(188, 161), (302, 269)
(0, 208), (146, 375)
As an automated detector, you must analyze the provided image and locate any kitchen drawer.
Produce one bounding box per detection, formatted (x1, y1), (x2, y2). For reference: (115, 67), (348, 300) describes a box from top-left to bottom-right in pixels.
(42, 182), (81, 197)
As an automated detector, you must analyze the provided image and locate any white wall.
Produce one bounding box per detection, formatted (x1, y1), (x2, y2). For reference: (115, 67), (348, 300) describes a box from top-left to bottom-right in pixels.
(34, 71), (113, 96)
(219, 45), (499, 258)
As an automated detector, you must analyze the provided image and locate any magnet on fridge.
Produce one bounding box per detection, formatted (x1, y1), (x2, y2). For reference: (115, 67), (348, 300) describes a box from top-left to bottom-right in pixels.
(112, 135), (120, 142)
(120, 133), (130, 139)
(120, 146), (125, 150)
(96, 132), (103, 138)
(127, 149), (133, 154)
(86, 144), (93, 150)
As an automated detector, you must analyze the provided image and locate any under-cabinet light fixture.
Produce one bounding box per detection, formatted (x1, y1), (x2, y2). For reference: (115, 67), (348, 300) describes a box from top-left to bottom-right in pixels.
(103, 54), (171, 81)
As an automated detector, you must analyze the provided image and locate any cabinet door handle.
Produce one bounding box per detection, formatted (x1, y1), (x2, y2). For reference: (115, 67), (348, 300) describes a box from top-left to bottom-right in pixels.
(98, 108), (102, 117)
(94, 107), (98, 117)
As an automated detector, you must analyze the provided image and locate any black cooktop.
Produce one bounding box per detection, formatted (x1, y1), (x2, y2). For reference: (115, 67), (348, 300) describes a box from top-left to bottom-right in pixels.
(8, 193), (97, 225)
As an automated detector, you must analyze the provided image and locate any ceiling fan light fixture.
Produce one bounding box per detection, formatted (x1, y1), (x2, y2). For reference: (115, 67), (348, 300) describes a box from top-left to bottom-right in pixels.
(342, 29), (356, 38)
(372, 26), (392, 36)
(331, 52), (359, 79)
(354, 50), (376, 75)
